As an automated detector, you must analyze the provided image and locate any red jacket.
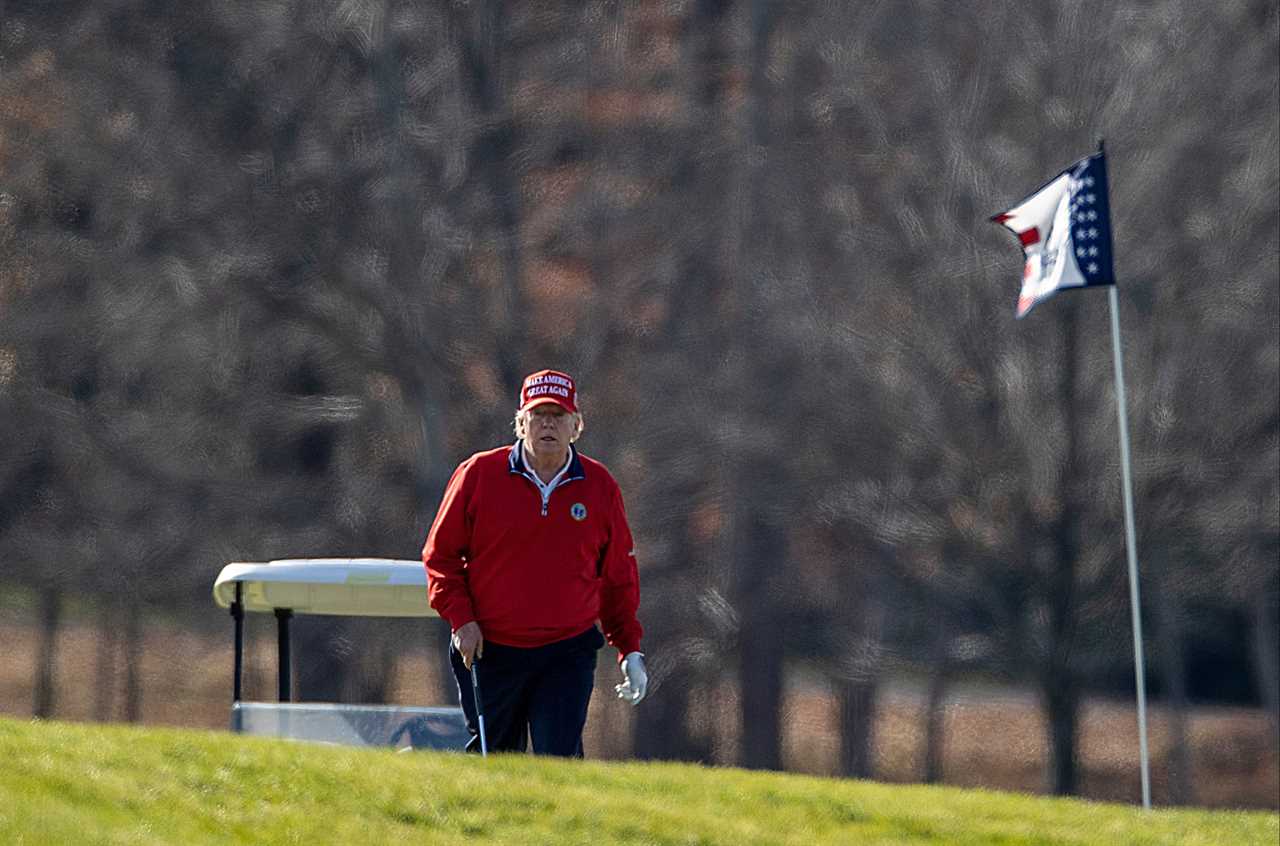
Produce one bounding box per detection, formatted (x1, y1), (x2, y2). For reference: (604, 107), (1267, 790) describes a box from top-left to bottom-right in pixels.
(423, 444), (643, 659)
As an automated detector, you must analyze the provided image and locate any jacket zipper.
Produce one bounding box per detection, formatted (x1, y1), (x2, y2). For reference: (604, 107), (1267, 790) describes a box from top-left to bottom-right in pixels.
(523, 472), (578, 517)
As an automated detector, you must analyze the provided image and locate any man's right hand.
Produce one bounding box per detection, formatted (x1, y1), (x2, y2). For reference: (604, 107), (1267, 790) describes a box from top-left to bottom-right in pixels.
(452, 621), (484, 669)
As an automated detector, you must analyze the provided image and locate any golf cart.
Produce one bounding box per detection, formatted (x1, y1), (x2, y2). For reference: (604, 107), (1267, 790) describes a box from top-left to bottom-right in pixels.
(212, 558), (467, 750)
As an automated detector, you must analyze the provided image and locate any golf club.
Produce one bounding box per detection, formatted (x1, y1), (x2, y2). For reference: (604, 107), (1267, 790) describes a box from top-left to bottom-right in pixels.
(470, 657), (488, 757)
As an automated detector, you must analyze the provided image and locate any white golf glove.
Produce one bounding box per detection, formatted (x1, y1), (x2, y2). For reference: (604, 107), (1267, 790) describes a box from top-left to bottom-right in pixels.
(615, 652), (647, 705)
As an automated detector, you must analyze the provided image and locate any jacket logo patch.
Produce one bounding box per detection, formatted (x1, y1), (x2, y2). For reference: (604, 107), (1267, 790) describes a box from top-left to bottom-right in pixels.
(570, 503), (588, 521)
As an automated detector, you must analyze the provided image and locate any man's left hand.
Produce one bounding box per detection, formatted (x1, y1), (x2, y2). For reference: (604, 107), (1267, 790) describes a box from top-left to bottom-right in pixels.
(615, 652), (647, 705)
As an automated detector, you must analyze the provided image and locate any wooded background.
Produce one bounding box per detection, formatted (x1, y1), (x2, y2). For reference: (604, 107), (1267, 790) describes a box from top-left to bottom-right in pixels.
(1, 0), (1276, 807)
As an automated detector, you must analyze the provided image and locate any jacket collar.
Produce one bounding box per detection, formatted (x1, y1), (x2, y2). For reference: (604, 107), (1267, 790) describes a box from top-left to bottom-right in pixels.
(508, 441), (586, 481)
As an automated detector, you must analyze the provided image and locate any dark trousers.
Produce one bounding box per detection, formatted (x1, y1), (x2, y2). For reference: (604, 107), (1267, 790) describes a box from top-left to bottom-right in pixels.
(450, 626), (604, 757)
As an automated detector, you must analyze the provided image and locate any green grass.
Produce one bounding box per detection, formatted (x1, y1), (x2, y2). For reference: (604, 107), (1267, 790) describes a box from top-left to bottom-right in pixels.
(1, 717), (1274, 845)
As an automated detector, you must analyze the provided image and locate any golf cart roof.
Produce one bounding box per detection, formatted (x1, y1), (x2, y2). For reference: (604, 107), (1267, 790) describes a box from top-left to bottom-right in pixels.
(213, 558), (437, 617)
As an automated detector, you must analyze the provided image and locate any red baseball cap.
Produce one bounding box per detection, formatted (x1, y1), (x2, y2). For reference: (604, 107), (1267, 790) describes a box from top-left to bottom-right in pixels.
(518, 369), (578, 413)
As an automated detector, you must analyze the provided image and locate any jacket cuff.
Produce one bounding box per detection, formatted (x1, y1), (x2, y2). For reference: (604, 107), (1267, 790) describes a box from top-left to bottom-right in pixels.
(616, 645), (642, 664)
(441, 606), (476, 633)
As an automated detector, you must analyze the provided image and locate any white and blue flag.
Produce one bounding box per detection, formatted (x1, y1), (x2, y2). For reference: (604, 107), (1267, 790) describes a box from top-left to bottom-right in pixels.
(991, 150), (1115, 318)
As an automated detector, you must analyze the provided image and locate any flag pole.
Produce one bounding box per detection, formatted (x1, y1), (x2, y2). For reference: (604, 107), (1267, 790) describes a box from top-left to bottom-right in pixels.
(994, 139), (1152, 807)
(1107, 282), (1152, 809)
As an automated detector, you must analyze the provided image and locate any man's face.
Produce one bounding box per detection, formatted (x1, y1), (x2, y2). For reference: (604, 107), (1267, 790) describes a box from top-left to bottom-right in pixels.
(523, 403), (576, 460)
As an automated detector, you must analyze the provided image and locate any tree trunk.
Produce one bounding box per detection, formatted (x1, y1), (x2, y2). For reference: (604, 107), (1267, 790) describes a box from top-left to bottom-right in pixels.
(923, 633), (951, 784)
(445, 1), (526, 385)
(834, 560), (886, 780)
(1251, 578), (1280, 749)
(93, 599), (119, 721)
(737, 504), (783, 767)
(1153, 563), (1193, 804)
(123, 608), (143, 723)
(736, 511), (785, 771)
(633, 563), (710, 762)
(634, 668), (707, 762)
(1043, 672), (1079, 796)
(838, 678), (878, 778)
(721, 0), (783, 773)
(347, 626), (397, 704)
(1044, 306), (1081, 797)
(738, 626), (784, 770)
(32, 586), (61, 719)
(295, 618), (354, 702)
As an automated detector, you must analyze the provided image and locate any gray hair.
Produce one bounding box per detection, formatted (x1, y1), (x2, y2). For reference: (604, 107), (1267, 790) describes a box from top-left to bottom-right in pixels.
(513, 408), (585, 442)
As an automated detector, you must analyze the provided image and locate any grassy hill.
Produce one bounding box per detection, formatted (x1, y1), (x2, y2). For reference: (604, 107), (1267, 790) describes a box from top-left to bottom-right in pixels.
(1, 717), (1275, 845)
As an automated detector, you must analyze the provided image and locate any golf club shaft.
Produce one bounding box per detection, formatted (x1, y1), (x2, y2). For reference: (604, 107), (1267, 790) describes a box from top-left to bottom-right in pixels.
(470, 658), (488, 757)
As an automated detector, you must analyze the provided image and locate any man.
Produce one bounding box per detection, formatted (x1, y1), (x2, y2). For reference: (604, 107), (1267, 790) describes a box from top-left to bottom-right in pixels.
(422, 368), (647, 756)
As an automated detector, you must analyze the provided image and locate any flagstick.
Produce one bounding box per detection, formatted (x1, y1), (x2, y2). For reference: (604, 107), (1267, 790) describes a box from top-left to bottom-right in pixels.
(1108, 284), (1152, 809)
